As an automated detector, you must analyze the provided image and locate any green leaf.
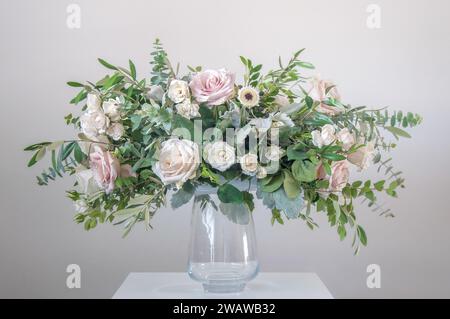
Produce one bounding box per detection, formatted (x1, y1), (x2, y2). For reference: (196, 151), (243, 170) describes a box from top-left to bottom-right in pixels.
(321, 153), (346, 161)
(272, 187), (303, 219)
(170, 182), (195, 209)
(73, 143), (85, 163)
(27, 147), (46, 167)
(129, 60), (136, 80)
(292, 160), (316, 182)
(172, 114), (194, 140)
(217, 184), (243, 204)
(98, 58), (118, 70)
(261, 173), (284, 192)
(66, 81), (84, 87)
(287, 146), (308, 161)
(357, 225), (368, 246)
(283, 170), (300, 199)
(385, 126), (411, 139)
(242, 191), (255, 212)
(374, 180), (385, 192)
(219, 202), (250, 225)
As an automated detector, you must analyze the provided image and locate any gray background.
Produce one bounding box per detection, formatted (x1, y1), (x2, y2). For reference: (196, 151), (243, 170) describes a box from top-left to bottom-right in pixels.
(0, 0), (449, 298)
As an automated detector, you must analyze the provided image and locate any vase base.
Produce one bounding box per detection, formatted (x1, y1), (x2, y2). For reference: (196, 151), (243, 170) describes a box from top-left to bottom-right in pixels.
(202, 282), (246, 293)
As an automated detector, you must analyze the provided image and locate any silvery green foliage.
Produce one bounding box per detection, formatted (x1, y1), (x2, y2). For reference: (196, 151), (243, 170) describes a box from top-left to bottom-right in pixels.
(256, 182), (304, 219)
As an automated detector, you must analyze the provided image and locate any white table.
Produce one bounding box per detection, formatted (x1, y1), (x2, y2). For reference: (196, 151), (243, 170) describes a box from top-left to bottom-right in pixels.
(113, 272), (333, 299)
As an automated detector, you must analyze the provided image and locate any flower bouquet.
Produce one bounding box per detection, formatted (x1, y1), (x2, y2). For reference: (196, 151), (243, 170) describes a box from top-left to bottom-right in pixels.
(25, 39), (421, 291)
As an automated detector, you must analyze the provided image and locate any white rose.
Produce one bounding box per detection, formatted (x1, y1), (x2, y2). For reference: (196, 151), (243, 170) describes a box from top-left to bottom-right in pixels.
(106, 122), (124, 141)
(87, 93), (102, 113)
(240, 153), (258, 176)
(74, 199), (88, 213)
(265, 145), (284, 161)
(147, 85), (165, 102)
(311, 124), (336, 148)
(168, 80), (190, 103)
(80, 111), (110, 138)
(102, 98), (121, 121)
(74, 166), (101, 195)
(336, 128), (355, 151)
(153, 138), (200, 187)
(203, 141), (235, 172)
(348, 140), (375, 170)
(256, 165), (267, 179)
(176, 100), (201, 119)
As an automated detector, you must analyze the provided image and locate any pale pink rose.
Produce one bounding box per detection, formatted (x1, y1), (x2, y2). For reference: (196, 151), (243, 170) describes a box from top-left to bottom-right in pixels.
(89, 147), (120, 194)
(348, 141), (375, 170)
(316, 162), (327, 180)
(329, 161), (349, 191)
(336, 128), (355, 151)
(189, 69), (235, 106)
(308, 77), (342, 116)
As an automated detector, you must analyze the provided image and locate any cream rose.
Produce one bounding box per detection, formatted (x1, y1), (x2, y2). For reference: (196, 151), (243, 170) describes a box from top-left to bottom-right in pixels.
(153, 138), (200, 187)
(256, 165), (268, 179)
(329, 160), (350, 191)
(203, 141), (235, 172)
(102, 98), (121, 121)
(336, 128), (355, 151)
(308, 77), (342, 116)
(175, 100), (201, 119)
(80, 111), (110, 138)
(240, 153), (258, 176)
(89, 146), (120, 194)
(311, 124), (336, 148)
(348, 140), (375, 170)
(168, 80), (190, 103)
(189, 69), (235, 106)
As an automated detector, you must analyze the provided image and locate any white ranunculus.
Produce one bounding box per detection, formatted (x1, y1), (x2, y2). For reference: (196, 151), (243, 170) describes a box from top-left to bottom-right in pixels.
(240, 153), (258, 176)
(265, 145), (284, 161)
(74, 199), (88, 213)
(238, 86), (260, 108)
(336, 128), (355, 151)
(106, 122), (124, 141)
(203, 141), (236, 172)
(102, 98), (121, 121)
(153, 138), (200, 187)
(87, 93), (102, 113)
(176, 100), (201, 119)
(168, 80), (190, 103)
(80, 111), (110, 138)
(311, 124), (336, 148)
(147, 85), (165, 102)
(348, 140), (375, 170)
(256, 165), (267, 179)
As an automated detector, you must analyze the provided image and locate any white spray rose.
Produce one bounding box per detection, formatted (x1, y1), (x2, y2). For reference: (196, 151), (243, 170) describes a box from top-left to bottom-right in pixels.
(240, 153), (258, 176)
(147, 85), (165, 102)
(348, 140), (375, 170)
(176, 100), (201, 119)
(168, 80), (190, 103)
(336, 128), (355, 151)
(74, 199), (88, 213)
(80, 111), (110, 138)
(106, 122), (125, 141)
(203, 141), (236, 172)
(311, 124), (336, 148)
(153, 138), (200, 187)
(265, 145), (284, 161)
(87, 93), (102, 113)
(102, 98), (121, 121)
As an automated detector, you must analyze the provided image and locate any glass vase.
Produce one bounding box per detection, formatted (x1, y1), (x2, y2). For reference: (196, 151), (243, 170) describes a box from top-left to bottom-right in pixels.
(187, 182), (259, 293)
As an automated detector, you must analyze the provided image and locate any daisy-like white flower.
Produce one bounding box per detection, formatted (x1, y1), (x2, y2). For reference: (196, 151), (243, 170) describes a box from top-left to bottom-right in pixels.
(238, 86), (260, 108)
